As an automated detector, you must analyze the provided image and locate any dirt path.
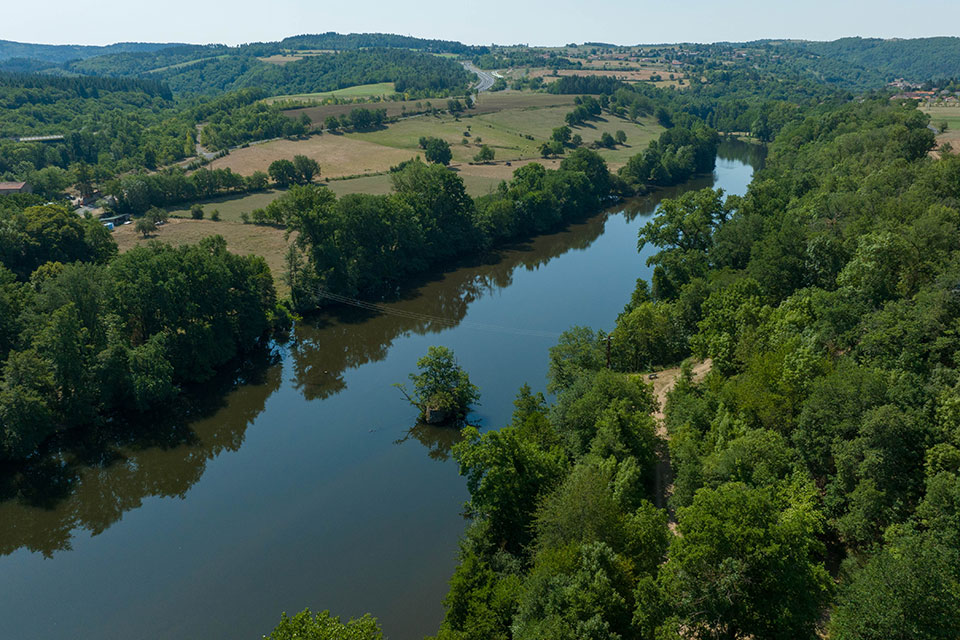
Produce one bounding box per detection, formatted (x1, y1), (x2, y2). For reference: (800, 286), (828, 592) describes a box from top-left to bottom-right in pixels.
(647, 359), (712, 528)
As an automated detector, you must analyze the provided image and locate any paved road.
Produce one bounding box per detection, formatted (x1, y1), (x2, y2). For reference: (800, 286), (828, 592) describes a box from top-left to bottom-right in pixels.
(462, 61), (496, 93)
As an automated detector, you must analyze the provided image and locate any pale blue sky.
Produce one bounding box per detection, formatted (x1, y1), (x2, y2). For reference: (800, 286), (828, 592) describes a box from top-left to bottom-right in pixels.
(4, 0), (960, 47)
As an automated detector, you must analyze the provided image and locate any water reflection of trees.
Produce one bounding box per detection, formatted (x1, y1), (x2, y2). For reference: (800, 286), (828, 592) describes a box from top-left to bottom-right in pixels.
(394, 422), (466, 462)
(0, 146), (762, 554)
(717, 138), (768, 168)
(288, 148), (757, 402)
(0, 347), (282, 558)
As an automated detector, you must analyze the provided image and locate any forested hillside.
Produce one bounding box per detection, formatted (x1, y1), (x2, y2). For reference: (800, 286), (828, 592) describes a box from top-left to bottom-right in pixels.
(804, 36), (960, 81)
(278, 32), (486, 55)
(418, 97), (960, 639)
(0, 39), (180, 64)
(66, 46), (472, 96)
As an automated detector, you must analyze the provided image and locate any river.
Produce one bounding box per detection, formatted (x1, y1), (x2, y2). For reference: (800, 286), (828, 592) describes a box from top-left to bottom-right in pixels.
(0, 141), (762, 640)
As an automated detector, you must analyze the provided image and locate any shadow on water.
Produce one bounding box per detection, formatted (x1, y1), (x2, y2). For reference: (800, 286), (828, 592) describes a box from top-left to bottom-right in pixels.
(0, 346), (283, 558)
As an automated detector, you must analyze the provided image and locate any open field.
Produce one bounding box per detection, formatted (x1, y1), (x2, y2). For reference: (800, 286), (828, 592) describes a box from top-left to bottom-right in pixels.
(165, 189), (288, 222)
(206, 133), (421, 177)
(264, 82), (397, 104)
(258, 54), (304, 65)
(347, 106), (663, 167)
(205, 92), (660, 195)
(281, 91), (577, 125)
(112, 218), (293, 294)
(922, 105), (960, 152)
(160, 169), (511, 221)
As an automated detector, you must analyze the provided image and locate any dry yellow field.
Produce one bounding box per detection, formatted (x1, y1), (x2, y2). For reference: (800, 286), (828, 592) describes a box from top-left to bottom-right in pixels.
(113, 219), (294, 294)
(206, 134), (421, 178)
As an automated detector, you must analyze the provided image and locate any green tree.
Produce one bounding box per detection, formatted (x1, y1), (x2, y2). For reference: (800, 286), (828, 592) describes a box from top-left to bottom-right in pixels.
(397, 346), (479, 424)
(551, 126), (572, 145)
(659, 482), (831, 640)
(831, 530), (960, 640)
(424, 138), (453, 165)
(615, 130), (627, 144)
(269, 159), (298, 187)
(134, 217), (157, 237)
(547, 326), (605, 393)
(474, 145), (495, 163)
(266, 609), (382, 640)
(190, 204), (204, 220)
(293, 154), (321, 184)
(454, 424), (567, 552)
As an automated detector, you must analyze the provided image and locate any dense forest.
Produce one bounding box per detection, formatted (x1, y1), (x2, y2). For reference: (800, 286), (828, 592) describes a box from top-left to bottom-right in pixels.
(278, 32), (486, 55)
(0, 197), (290, 460)
(409, 97), (960, 639)
(801, 36), (960, 82)
(0, 39), (180, 65)
(69, 47), (473, 96)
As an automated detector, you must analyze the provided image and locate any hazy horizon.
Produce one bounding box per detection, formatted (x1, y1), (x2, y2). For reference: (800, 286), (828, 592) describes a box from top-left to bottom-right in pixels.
(3, 0), (959, 49)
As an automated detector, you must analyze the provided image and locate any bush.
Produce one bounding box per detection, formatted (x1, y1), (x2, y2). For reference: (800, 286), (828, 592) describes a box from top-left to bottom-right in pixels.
(190, 204), (204, 220)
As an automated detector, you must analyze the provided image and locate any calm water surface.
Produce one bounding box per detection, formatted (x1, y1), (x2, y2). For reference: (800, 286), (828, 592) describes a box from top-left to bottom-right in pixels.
(0, 143), (760, 640)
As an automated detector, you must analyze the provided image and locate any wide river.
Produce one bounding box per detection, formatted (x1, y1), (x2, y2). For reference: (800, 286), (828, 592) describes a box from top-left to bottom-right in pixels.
(0, 142), (761, 640)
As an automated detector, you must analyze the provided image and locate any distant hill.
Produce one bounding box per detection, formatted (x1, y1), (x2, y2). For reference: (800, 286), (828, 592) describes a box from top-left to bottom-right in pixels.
(803, 37), (960, 81)
(0, 39), (183, 64)
(278, 32), (486, 55)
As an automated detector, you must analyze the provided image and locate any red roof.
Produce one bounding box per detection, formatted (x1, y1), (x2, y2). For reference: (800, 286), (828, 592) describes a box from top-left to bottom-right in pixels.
(0, 182), (27, 189)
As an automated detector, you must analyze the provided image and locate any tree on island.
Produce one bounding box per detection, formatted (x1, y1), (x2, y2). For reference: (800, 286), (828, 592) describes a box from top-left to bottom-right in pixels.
(396, 346), (479, 424)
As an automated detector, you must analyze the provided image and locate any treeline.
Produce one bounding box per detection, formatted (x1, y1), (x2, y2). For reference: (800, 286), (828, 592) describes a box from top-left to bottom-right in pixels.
(69, 47), (473, 97)
(546, 74), (626, 95)
(618, 125), (720, 190)
(474, 50), (581, 71)
(267, 149), (613, 308)
(199, 99), (309, 149)
(231, 48), (473, 96)
(0, 71), (172, 99)
(67, 44), (231, 77)
(106, 166), (267, 213)
(273, 123), (722, 308)
(0, 39), (179, 65)
(0, 199), (288, 460)
(429, 99), (960, 637)
(802, 36), (960, 83)
(278, 32), (485, 55)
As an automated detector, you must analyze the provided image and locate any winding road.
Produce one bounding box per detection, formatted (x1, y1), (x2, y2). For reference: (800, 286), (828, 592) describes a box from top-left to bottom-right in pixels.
(462, 61), (496, 93)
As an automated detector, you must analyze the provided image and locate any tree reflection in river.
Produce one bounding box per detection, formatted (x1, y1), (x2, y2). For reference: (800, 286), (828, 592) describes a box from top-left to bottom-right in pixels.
(0, 346), (282, 558)
(0, 141), (761, 564)
(394, 422), (465, 462)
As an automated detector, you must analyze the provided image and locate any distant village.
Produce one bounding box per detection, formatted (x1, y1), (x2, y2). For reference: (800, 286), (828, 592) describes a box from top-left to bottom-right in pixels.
(889, 78), (960, 104)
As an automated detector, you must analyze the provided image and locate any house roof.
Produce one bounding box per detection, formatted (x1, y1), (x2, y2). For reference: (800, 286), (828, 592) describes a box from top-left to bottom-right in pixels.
(0, 182), (27, 190)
